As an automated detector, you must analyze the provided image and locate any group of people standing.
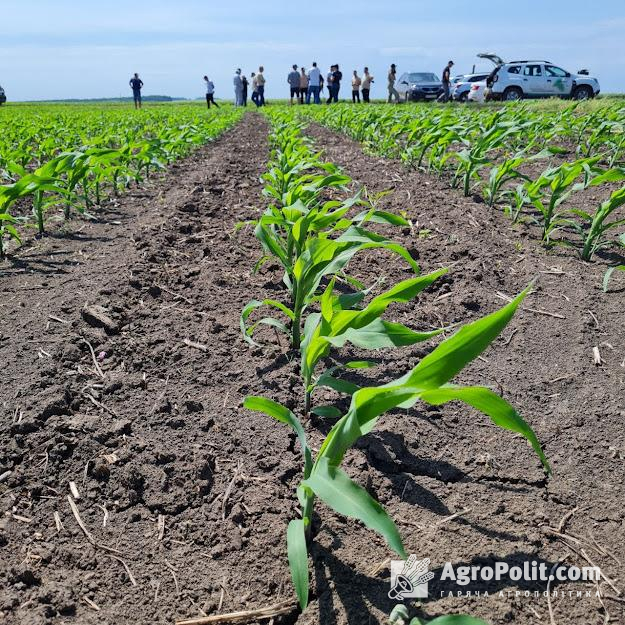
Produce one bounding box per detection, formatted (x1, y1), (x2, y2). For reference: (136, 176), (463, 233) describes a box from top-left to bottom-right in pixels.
(199, 59), (455, 109)
(231, 67), (267, 107)
(203, 68), (267, 108)
(286, 63), (375, 105)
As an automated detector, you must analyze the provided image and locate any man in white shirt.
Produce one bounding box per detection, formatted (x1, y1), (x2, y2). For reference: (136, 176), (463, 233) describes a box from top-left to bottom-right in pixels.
(351, 70), (362, 103)
(361, 67), (374, 103)
(306, 62), (322, 104)
(255, 66), (266, 106)
(203, 76), (219, 109)
(233, 69), (243, 106)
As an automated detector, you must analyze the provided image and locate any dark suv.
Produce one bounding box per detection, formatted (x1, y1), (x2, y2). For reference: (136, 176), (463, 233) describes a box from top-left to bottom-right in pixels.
(0, 86), (6, 106)
(396, 72), (443, 101)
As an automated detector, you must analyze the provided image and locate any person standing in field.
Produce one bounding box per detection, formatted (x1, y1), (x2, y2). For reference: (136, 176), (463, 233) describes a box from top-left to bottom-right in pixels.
(326, 66), (334, 100)
(351, 70), (361, 103)
(256, 66), (266, 106)
(250, 72), (259, 106)
(233, 69), (243, 106)
(306, 62), (322, 104)
(288, 64), (300, 105)
(129, 73), (143, 109)
(361, 67), (374, 102)
(387, 64), (400, 103)
(327, 64), (342, 103)
(438, 60), (454, 102)
(203, 76), (219, 109)
(242, 74), (249, 106)
(299, 67), (308, 104)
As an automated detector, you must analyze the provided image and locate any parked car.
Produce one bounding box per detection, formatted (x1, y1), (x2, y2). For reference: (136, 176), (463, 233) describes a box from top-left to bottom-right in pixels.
(478, 53), (600, 101)
(0, 85), (6, 106)
(396, 72), (443, 101)
(467, 81), (487, 103)
(451, 73), (490, 102)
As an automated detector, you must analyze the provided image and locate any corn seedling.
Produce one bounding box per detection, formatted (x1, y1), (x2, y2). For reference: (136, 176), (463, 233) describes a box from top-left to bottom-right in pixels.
(246, 288), (549, 610)
(242, 112), (418, 350)
(603, 260), (625, 292)
(524, 157), (602, 243)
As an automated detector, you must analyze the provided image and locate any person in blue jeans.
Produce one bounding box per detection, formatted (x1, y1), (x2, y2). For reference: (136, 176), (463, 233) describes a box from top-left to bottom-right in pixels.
(306, 62), (322, 104)
(129, 73), (143, 109)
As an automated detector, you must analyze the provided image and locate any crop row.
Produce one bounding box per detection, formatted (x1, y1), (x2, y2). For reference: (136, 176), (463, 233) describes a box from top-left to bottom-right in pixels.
(0, 105), (243, 258)
(297, 102), (625, 264)
(240, 108), (549, 620)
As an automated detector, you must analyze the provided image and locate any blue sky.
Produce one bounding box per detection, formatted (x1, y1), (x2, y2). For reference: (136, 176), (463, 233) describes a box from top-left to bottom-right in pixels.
(1, 0), (623, 100)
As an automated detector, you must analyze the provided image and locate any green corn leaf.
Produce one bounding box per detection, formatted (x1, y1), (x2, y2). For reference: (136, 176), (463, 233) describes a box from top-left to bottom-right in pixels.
(398, 287), (529, 390)
(287, 519), (309, 610)
(311, 405), (343, 418)
(303, 457), (406, 558)
(603, 265), (625, 292)
(2, 223), (22, 243)
(326, 319), (444, 349)
(240, 299), (294, 346)
(353, 209), (409, 226)
(420, 385), (549, 472)
(345, 360), (377, 369)
(315, 371), (361, 396)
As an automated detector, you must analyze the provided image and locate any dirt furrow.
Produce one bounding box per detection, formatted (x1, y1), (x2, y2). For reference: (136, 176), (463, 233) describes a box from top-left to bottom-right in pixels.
(293, 122), (625, 625)
(0, 112), (303, 625)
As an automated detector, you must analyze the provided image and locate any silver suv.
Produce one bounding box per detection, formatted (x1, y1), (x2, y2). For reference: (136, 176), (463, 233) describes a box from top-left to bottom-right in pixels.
(479, 53), (600, 101)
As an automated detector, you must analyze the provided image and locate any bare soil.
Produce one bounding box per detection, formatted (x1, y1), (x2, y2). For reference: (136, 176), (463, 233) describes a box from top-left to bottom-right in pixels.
(0, 111), (624, 625)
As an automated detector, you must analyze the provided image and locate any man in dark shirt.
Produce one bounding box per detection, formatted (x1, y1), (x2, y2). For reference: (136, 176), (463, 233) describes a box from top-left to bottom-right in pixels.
(439, 61), (454, 102)
(242, 74), (249, 106)
(327, 64), (342, 104)
(129, 73), (143, 109)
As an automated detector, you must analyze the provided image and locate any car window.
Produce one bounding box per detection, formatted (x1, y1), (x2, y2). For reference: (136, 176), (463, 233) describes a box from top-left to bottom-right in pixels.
(470, 75), (488, 82)
(507, 66), (521, 74)
(545, 65), (568, 78)
(523, 65), (543, 77)
(407, 73), (440, 82)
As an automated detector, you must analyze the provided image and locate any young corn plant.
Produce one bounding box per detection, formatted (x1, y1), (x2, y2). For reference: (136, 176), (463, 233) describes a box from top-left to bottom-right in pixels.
(241, 225), (419, 349)
(578, 183), (625, 261)
(242, 113), (418, 350)
(524, 157), (602, 243)
(482, 148), (554, 208)
(603, 260), (625, 292)
(502, 184), (531, 224)
(245, 288), (549, 611)
(447, 114), (531, 197)
(0, 211), (21, 260)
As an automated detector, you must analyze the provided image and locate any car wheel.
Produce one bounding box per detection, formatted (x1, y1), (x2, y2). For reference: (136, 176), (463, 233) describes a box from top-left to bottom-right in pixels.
(573, 85), (593, 100)
(503, 87), (523, 102)
(459, 92), (469, 103)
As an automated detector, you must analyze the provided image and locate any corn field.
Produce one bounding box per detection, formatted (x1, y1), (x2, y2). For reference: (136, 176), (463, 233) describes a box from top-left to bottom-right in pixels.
(1, 100), (623, 625)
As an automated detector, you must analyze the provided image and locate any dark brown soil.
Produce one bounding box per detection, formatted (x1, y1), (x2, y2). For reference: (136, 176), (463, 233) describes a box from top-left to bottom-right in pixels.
(0, 111), (624, 625)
